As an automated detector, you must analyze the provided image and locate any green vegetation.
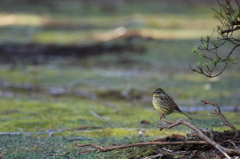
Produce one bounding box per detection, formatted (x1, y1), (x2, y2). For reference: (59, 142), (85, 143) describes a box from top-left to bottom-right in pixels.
(0, 0), (239, 158)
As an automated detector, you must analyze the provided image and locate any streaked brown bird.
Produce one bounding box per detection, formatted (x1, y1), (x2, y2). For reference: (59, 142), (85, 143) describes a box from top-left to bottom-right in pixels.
(152, 88), (192, 120)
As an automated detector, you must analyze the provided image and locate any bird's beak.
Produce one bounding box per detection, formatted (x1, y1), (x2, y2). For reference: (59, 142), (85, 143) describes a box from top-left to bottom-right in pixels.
(153, 93), (158, 97)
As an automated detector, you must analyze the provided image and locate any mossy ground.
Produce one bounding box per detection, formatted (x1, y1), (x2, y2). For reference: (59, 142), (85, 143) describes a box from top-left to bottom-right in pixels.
(0, 0), (240, 158)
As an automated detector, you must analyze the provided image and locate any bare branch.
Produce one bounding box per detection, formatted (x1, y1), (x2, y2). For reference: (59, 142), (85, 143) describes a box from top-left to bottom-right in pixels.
(190, 0), (240, 77)
(159, 117), (240, 156)
(74, 100), (240, 157)
(221, 26), (240, 34)
(74, 140), (208, 154)
(201, 100), (239, 138)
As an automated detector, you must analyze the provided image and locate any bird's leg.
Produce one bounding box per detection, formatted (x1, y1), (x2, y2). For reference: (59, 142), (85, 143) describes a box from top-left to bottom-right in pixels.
(158, 114), (165, 125)
(160, 114), (165, 120)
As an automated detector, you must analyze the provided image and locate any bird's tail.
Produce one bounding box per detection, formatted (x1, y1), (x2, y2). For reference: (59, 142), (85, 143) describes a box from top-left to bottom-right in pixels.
(181, 112), (192, 120)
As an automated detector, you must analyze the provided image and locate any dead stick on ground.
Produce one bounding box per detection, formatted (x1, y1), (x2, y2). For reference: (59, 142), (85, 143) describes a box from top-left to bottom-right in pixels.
(74, 141), (207, 154)
(160, 117), (239, 157)
(75, 100), (240, 157)
(201, 100), (239, 138)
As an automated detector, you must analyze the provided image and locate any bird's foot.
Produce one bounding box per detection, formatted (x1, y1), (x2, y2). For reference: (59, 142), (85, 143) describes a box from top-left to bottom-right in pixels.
(159, 114), (166, 121)
(158, 114), (166, 125)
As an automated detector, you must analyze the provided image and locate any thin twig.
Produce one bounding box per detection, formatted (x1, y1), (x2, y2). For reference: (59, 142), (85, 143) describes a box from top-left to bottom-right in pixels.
(89, 111), (110, 120)
(215, 145), (231, 159)
(190, 0), (240, 77)
(201, 100), (239, 138)
(225, 140), (240, 149)
(142, 153), (163, 159)
(160, 117), (240, 156)
(40, 149), (68, 159)
(74, 141), (208, 153)
(221, 26), (240, 34)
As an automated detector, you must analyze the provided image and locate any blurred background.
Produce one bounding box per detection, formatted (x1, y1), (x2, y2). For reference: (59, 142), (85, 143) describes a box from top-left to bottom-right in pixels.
(0, 0), (240, 157)
(0, 0), (239, 106)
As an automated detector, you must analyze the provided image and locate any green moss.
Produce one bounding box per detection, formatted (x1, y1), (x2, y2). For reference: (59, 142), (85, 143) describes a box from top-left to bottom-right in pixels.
(0, 1), (239, 158)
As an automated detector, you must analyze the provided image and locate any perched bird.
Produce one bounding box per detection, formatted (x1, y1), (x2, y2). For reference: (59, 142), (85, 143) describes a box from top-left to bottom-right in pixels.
(152, 88), (192, 120)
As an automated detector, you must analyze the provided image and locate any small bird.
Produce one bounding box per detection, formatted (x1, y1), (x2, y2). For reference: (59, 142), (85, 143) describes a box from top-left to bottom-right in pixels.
(152, 88), (192, 120)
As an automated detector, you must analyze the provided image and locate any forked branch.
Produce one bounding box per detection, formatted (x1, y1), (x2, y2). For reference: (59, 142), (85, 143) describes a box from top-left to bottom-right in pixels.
(201, 100), (239, 138)
(160, 117), (240, 157)
(190, 0), (240, 77)
(74, 100), (240, 157)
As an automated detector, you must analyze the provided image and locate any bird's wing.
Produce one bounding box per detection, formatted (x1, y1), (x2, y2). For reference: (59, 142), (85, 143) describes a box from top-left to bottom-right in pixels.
(160, 94), (181, 111)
